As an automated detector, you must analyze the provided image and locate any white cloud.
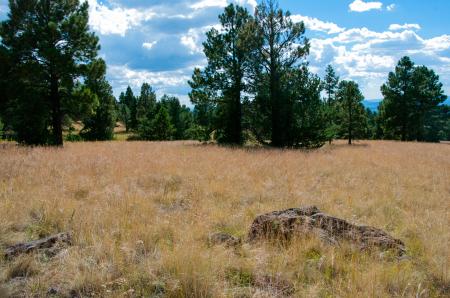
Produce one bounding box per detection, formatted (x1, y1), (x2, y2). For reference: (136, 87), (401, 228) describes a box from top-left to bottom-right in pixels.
(423, 35), (450, 52)
(142, 41), (158, 50)
(180, 25), (220, 54)
(387, 4), (396, 11)
(291, 15), (345, 34)
(389, 23), (421, 31)
(307, 23), (450, 98)
(87, 0), (155, 36)
(107, 65), (195, 105)
(349, 0), (383, 12)
(190, 0), (227, 10)
(190, 0), (257, 10)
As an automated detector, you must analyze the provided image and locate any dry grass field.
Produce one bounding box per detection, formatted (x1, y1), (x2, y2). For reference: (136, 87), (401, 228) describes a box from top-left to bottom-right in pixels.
(0, 141), (449, 297)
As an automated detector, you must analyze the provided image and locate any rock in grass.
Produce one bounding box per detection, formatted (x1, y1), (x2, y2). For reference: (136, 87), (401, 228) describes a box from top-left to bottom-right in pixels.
(248, 206), (406, 256)
(4, 232), (72, 259)
(208, 232), (241, 247)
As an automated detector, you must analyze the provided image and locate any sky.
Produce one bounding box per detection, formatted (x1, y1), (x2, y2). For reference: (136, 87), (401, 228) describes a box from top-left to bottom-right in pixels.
(1, 0), (449, 105)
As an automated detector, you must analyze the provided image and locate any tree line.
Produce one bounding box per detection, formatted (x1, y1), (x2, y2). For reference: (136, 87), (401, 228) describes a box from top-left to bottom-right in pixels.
(188, 0), (449, 147)
(0, 0), (448, 147)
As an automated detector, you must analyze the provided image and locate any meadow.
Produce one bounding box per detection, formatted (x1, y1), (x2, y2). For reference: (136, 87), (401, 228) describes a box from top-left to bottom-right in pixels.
(0, 141), (449, 297)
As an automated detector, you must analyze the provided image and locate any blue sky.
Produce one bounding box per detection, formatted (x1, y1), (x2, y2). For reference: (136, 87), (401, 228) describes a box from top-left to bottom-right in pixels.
(1, 0), (449, 104)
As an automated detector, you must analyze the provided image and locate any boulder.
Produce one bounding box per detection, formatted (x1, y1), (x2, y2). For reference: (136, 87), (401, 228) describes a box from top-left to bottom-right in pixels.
(248, 206), (405, 255)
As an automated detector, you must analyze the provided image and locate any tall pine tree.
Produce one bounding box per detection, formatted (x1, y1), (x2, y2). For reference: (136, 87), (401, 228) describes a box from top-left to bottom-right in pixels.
(323, 65), (340, 144)
(80, 59), (116, 141)
(379, 57), (447, 141)
(189, 4), (253, 144)
(250, 0), (309, 147)
(336, 81), (367, 145)
(1, 0), (100, 145)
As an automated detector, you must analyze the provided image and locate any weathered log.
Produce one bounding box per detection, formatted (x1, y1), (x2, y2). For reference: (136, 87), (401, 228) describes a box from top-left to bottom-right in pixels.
(248, 206), (406, 255)
(4, 232), (72, 259)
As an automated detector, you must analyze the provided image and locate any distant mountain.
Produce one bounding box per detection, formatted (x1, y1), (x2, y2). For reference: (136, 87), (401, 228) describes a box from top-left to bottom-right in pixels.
(363, 100), (381, 112)
(363, 99), (450, 112)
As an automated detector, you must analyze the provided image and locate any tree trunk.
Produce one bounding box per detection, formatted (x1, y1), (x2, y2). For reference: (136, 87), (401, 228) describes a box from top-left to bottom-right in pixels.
(232, 82), (242, 145)
(50, 71), (63, 146)
(270, 71), (282, 147)
(348, 100), (352, 145)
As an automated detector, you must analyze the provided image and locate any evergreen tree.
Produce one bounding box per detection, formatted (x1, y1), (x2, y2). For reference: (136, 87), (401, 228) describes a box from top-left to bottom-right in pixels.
(189, 4), (253, 144)
(191, 99), (215, 141)
(379, 57), (447, 141)
(0, 0), (100, 145)
(119, 86), (137, 132)
(323, 65), (340, 144)
(80, 59), (116, 141)
(250, 0), (309, 147)
(118, 95), (131, 133)
(287, 66), (327, 148)
(138, 104), (174, 141)
(423, 104), (450, 142)
(336, 81), (367, 145)
(137, 83), (157, 122)
(160, 95), (193, 140)
(365, 108), (378, 139)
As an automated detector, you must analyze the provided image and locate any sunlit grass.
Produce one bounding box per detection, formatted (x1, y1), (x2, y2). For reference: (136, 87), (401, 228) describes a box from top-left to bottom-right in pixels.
(0, 140), (448, 297)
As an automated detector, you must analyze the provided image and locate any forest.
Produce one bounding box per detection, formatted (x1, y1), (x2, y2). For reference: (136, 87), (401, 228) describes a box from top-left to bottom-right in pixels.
(0, 0), (448, 147)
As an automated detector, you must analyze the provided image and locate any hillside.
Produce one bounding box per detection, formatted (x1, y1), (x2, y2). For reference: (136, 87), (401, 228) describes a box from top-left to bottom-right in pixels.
(0, 141), (449, 297)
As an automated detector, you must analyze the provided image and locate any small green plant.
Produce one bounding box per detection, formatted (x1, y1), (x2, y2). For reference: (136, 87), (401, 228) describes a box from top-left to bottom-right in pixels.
(225, 267), (254, 287)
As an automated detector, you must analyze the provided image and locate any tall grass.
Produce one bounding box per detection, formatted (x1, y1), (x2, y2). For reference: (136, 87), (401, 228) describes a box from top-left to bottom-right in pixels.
(0, 141), (448, 297)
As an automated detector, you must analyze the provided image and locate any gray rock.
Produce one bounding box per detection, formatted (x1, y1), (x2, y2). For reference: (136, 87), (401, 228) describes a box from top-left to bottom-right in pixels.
(248, 206), (406, 256)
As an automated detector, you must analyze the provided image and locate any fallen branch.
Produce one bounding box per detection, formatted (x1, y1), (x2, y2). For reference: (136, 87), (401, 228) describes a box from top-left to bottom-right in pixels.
(4, 232), (72, 259)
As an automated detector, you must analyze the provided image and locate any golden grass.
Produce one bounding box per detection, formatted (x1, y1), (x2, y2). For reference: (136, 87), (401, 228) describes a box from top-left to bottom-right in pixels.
(0, 141), (449, 297)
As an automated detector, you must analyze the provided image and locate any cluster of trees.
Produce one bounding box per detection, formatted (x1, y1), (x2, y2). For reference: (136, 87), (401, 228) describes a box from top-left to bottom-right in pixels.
(0, 0), (448, 147)
(189, 0), (448, 147)
(0, 0), (195, 144)
(116, 84), (197, 141)
(0, 0), (113, 145)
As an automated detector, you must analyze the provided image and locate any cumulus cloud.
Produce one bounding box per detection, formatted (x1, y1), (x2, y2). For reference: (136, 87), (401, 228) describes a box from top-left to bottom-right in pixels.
(87, 0), (155, 36)
(307, 22), (450, 98)
(107, 64), (193, 104)
(349, 0), (383, 12)
(191, 0), (227, 10)
(389, 23), (421, 31)
(79, 0), (450, 100)
(291, 15), (345, 34)
(180, 26), (216, 54)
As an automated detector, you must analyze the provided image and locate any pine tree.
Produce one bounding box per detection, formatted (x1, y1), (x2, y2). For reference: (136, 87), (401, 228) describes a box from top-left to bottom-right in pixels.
(323, 65), (340, 144)
(119, 86), (137, 132)
(189, 4), (253, 145)
(250, 0), (309, 147)
(80, 59), (116, 141)
(138, 104), (174, 141)
(336, 81), (367, 145)
(137, 83), (157, 122)
(1, 0), (100, 145)
(379, 57), (447, 141)
(160, 95), (193, 140)
(287, 66), (327, 148)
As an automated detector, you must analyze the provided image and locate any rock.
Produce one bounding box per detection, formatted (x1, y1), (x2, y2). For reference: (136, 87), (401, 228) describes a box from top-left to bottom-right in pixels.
(248, 206), (406, 256)
(4, 232), (72, 259)
(208, 232), (241, 247)
(253, 274), (295, 297)
(47, 287), (60, 295)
